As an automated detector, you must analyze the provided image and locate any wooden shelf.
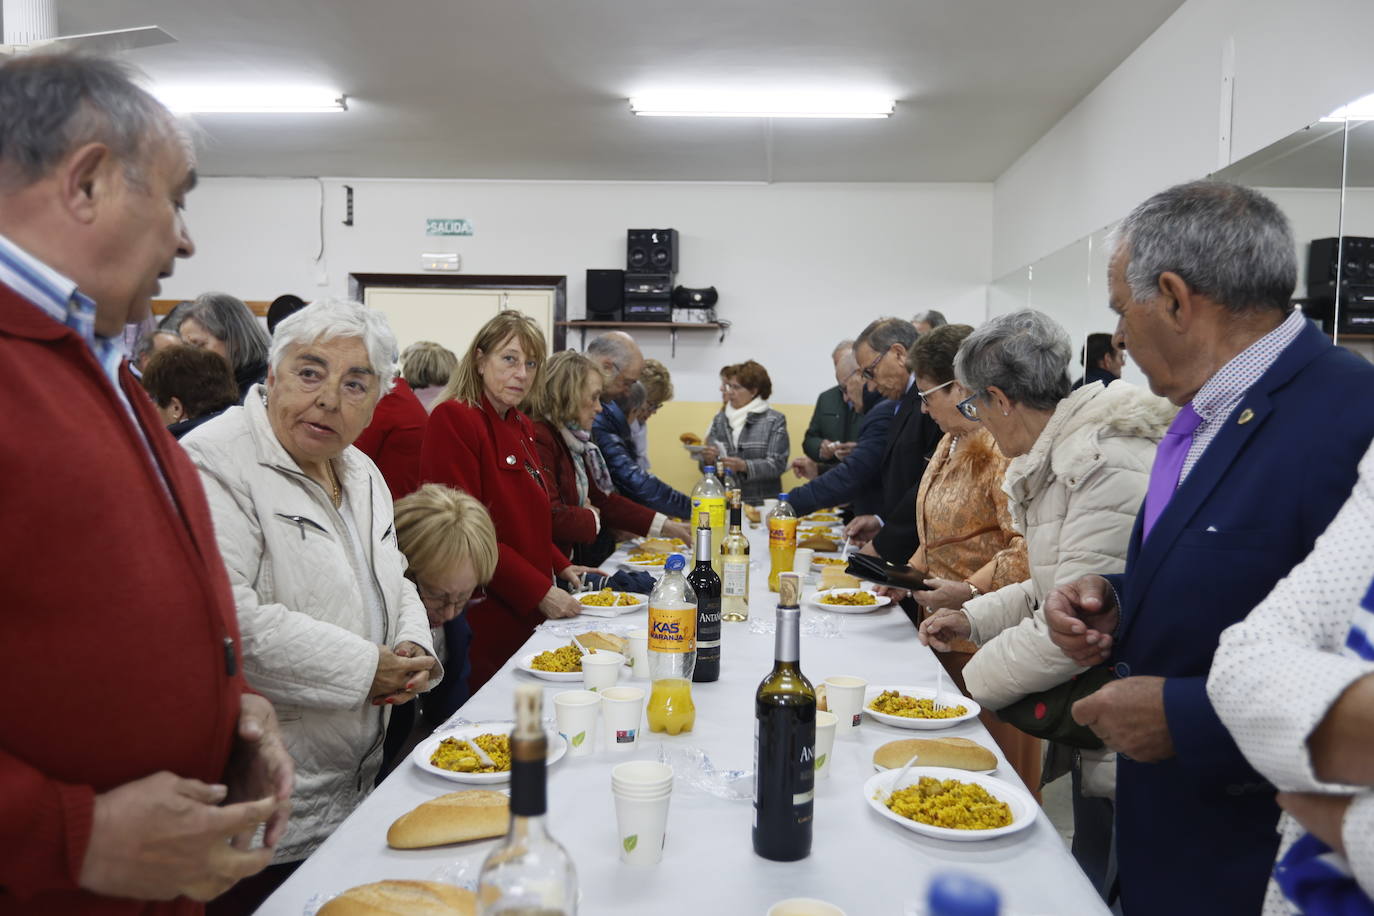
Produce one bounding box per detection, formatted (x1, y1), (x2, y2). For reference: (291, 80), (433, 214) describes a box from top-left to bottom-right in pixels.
(558, 319), (728, 354)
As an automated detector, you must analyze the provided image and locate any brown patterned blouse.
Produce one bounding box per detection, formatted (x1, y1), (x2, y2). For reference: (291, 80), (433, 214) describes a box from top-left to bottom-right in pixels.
(912, 427), (1028, 593)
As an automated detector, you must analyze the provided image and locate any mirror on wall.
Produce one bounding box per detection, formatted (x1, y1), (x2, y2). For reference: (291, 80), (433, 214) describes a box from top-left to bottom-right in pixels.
(1337, 102), (1374, 355)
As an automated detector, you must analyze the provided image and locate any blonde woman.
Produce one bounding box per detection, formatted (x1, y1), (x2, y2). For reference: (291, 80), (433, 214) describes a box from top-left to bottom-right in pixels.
(530, 351), (691, 566)
(419, 312), (592, 691)
(400, 340), (458, 413)
(381, 484), (500, 766)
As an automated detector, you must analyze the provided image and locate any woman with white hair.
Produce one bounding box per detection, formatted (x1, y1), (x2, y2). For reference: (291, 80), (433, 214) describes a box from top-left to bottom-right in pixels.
(177, 291), (272, 399)
(182, 299), (440, 911)
(918, 308), (1172, 898)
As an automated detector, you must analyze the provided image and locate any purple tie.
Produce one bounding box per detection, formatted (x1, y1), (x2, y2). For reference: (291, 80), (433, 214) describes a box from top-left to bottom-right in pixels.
(1141, 404), (1202, 541)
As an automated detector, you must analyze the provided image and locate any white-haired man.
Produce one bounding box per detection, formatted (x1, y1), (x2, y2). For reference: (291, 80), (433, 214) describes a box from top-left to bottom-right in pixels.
(0, 54), (292, 914)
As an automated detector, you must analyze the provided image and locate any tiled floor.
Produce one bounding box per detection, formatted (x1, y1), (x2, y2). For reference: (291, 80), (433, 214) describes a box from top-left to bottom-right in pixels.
(1043, 772), (1074, 847)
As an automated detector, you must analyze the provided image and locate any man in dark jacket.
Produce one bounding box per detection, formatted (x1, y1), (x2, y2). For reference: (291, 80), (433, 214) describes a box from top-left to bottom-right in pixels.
(801, 339), (861, 474)
(592, 397), (691, 519)
(1046, 180), (1374, 916)
(845, 317), (943, 564)
(1072, 331), (1126, 389)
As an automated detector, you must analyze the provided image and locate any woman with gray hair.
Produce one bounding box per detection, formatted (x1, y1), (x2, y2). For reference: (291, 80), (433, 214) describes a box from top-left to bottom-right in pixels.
(178, 291), (271, 399)
(917, 308), (1173, 897)
(182, 298), (439, 910)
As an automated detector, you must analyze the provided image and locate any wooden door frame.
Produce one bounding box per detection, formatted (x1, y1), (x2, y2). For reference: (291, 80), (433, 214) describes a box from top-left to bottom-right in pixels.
(348, 273), (567, 351)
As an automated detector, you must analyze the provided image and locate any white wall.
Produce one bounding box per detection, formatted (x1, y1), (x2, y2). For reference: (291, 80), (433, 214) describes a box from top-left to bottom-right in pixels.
(169, 178), (992, 404)
(992, 0), (1374, 279)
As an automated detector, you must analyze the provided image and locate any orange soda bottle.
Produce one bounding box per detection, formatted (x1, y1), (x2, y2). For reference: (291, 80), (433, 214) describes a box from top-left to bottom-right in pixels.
(767, 493), (798, 592)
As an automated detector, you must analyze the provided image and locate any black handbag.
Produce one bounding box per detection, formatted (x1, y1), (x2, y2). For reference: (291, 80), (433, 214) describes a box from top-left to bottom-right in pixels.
(994, 667), (1115, 750)
(843, 553), (933, 590)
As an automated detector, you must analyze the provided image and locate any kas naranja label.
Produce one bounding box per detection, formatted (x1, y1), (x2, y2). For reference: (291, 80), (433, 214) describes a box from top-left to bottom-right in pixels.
(648, 604), (696, 654)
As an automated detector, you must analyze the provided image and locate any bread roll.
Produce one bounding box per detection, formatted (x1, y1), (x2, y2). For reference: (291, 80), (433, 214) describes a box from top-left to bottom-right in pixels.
(575, 631), (627, 654)
(680, 432), (701, 445)
(386, 790), (509, 849)
(873, 737), (998, 772)
(318, 880), (477, 916)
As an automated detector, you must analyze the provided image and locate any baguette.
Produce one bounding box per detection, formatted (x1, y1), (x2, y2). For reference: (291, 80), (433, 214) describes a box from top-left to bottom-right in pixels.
(386, 790), (509, 849)
(873, 737), (998, 772)
(318, 880), (477, 916)
(574, 631), (627, 654)
(819, 568), (861, 591)
(798, 535), (838, 551)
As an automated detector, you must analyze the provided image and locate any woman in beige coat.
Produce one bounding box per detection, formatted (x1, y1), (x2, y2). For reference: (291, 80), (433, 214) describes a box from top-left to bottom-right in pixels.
(919, 309), (1173, 899)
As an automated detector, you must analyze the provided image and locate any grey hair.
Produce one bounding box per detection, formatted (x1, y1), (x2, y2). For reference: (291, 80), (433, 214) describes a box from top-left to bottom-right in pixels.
(0, 52), (190, 191)
(132, 328), (180, 362)
(855, 317), (918, 355)
(619, 380), (648, 415)
(954, 309), (1072, 411)
(1112, 180), (1296, 314)
(831, 339), (854, 361)
(183, 293), (270, 375)
(586, 331), (638, 371)
(269, 298), (398, 396)
(912, 310), (948, 329)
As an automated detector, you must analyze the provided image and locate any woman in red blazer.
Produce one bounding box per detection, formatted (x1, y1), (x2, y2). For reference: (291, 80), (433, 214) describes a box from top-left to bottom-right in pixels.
(529, 351), (692, 565)
(420, 312), (589, 691)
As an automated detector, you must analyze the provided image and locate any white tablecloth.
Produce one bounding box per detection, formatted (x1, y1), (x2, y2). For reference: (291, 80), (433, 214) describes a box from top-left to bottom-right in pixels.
(263, 525), (1108, 916)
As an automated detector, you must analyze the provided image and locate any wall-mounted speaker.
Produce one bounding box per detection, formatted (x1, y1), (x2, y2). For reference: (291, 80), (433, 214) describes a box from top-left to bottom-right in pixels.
(586, 268), (624, 320)
(627, 228), (678, 274)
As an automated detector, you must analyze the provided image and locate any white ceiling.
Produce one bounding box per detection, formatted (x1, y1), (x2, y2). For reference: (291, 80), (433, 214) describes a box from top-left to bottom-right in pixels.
(57, 0), (1186, 182)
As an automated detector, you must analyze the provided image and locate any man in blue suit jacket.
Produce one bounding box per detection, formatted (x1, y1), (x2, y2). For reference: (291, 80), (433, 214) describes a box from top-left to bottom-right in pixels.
(1042, 180), (1374, 915)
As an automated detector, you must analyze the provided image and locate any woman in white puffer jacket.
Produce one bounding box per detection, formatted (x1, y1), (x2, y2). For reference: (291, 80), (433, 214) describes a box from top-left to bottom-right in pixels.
(919, 309), (1173, 900)
(182, 299), (441, 910)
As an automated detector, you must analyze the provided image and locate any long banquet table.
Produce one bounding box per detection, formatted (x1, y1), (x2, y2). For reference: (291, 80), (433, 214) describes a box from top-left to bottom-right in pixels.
(264, 522), (1109, 916)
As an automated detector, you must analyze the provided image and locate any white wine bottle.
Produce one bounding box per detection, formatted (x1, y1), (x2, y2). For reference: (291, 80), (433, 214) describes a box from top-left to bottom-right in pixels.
(721, 494), (750, 622)
(478, 684), (578, 915)
(752, 572), (816, 861)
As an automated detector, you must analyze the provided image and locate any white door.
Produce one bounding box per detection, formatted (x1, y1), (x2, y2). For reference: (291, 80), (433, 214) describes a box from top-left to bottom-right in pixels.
(363, 286), (555, 358)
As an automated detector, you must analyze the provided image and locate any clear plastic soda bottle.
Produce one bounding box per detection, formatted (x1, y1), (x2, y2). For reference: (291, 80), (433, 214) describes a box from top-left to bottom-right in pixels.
(767, 493), (798, 592)
(646, 554), (697, 735)
(691, 465), (727, 575)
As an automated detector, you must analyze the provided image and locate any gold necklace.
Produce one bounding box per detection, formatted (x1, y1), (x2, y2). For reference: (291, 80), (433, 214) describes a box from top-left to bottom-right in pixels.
(324, 460), (341, 507)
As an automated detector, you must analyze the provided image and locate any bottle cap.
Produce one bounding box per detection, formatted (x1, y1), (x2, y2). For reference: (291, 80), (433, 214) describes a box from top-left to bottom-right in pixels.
(665, 554), (686, 572)
(927, 872), (1001, 916)
(703, 465), (716, 474)
(778, 493), (789, 500)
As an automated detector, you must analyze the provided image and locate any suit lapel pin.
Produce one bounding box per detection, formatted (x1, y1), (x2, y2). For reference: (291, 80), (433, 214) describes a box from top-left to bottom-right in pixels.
(1237, 408), (1254, 425)
(505, 454), (517, 465)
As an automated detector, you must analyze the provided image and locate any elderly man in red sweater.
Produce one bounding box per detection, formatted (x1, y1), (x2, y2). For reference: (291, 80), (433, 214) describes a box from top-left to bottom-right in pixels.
(0, 55), (293, 915)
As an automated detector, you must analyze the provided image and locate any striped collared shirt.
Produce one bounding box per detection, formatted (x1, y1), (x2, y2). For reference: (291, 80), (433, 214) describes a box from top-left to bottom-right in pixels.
(1180, 308), (1307, 482)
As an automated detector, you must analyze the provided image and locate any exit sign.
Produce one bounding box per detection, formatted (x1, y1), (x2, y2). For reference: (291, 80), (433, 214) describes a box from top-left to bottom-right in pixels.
(426, 218), (474, 236)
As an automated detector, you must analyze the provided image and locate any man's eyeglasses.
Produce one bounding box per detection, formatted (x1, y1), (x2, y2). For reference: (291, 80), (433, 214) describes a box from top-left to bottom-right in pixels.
(860, 346), (891, 381)
(917, 379), (955, 406)
(956, 390), (986, 421)
(417, 584), (485, 613)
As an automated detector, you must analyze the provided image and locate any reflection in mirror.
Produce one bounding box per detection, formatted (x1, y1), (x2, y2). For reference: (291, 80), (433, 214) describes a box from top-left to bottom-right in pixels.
(1336, 95), (1374, 358)
(1209, 117), (1346, 349)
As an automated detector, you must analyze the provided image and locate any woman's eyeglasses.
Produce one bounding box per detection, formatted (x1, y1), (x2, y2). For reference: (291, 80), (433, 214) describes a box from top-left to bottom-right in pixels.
(917, 379), (955, 406)
(956, 390), (986, 421)
(417, 584), (486, 613)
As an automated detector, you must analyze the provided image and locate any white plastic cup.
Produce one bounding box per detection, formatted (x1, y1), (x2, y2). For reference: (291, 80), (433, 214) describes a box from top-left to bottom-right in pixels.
(599, 686), (646, 753)
(762, 498), (779, 517)
(824, 675), (868, 734)
(581, 650), (625, 693)
(553, 690), (601, 757)
(766, 899), (848, 916)
(792, 548), (815, 575)
(626, 630), (650, 678)
(813, 710), (838, 781)
(611, 761), (674, 866)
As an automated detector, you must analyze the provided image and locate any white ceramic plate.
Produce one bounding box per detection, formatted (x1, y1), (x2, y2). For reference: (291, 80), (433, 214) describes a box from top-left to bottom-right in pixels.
(684, 444), (706, 459)
(575, 591), (648, 617)
(809, 588), (892, 613)
(412, 722), (567, 784)
(863, 766), (1037, 842)
(517, 650), (586, 682)
(863, 685), (981, 729)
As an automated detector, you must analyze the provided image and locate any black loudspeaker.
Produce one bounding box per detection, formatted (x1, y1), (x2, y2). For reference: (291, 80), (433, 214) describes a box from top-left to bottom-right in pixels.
(1307, 237), (1374, 331)
(627, 229), (678, 273)
(586, 268), (624, 319)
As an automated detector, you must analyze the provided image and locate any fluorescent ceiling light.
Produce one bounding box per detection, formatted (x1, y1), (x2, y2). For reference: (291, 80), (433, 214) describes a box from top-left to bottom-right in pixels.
(629, 91), (894, 119)
(1321, 92), (1374, 122)
(153, 85), (347, 114)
